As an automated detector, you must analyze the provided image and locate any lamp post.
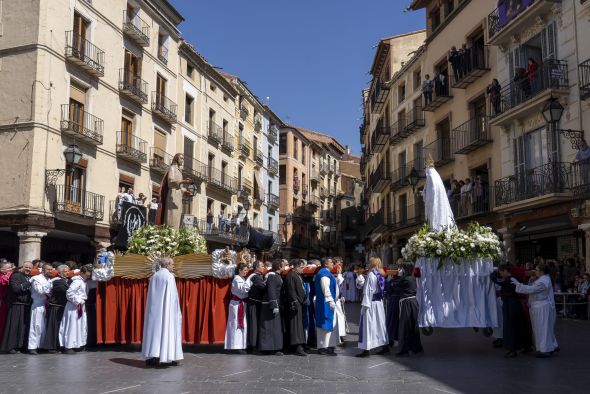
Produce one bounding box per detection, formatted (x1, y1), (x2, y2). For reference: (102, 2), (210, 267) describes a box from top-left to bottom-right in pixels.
(45, 144), (83, 186)
(407, 167), (420, 195)
(542, 96), (564, 164)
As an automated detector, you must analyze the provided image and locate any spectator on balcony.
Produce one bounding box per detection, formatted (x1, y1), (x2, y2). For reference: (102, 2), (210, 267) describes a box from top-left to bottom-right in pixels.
(226, 214), (232, 233)
(116, 186), (126, 220)
(487, 79), (502, 115)
(206, 209), (214, 234)
(461, 43), (472, 76)
(448, 46), (461, 82)
(136, 193), (147, 207)
(460, 178), (472, 217)
(122, 188), (136, 204)
(575, 139), (590, 162)
(422, 74), (433, 106)
(514, 67), (530, 100)
(526, 58), (539, 93)
(447, 180), (460, 216)
(218, 211), (226, 234)
(148, 198), (158, 225)
(472, 176), (484, 214)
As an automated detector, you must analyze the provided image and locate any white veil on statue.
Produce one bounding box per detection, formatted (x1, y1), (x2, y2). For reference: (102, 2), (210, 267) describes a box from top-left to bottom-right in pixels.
(423, 161), (456, 232)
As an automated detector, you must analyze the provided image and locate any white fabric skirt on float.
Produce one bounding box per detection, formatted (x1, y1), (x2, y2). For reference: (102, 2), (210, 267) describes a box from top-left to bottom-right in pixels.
(415, 257), (499, 328)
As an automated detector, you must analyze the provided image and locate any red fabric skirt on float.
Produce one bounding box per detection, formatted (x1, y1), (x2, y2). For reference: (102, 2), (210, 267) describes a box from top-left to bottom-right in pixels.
(95, 277), (231, 345)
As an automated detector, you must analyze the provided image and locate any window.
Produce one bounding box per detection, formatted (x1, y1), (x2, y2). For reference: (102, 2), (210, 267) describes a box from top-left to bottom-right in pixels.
(153, 129), (166, 157)
(398, 83), (406, 103)
(302, 146), (306, 166)
(210, 84), (217, 92)
(413, 69), (421, 91)
(183, 137), (194, 172)
(69, 82), (87, 128)
(208, 109), (216, 133)
(279, 133), (287, 154)
(221, 161), (227, 180)
(208, 154), (214, 179)
(279, 165), (286, 184)
(157, 32), (168, 64)
(444, 0), (454, 17)
(156, 74), (166, 103)
(238, 165), (243, 189)
(430, 7), (441, 31)
(124, 49), (142, 80)
(120, 112), (134, 147)
(73, 12), (89, 60)
(293, 137), (299, 160)
(186, 64), (194, 78)
(268, 216), (273, 232)
(185, 94), (194, 124)
(253, 136), (258, 157)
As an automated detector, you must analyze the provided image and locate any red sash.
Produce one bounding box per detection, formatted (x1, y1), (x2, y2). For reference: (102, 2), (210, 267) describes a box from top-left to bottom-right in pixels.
(231, 295), (246, 329)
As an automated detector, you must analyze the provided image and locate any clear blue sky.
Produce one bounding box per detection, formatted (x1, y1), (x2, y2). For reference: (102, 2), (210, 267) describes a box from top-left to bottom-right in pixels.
(169, 0), (425, 155)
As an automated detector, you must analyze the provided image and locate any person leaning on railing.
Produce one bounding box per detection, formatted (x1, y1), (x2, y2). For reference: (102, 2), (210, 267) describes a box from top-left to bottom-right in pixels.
(575, 139), (590, 188)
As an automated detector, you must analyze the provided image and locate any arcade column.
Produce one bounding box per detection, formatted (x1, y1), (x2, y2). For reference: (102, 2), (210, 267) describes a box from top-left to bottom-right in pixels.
(17, 231), (47, 266)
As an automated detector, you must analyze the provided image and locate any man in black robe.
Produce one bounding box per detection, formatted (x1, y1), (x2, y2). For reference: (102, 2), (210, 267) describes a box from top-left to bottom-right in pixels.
(282, 259), (307, 356)
(1, 261), (33, 354)
(490, 264), (531, 358)
(245, 260), (266, 353)
(396, 263), (423, 356)
(258, 260), (283, 355)
(41, 264), (69, 353)
(385, 271), (402, 347)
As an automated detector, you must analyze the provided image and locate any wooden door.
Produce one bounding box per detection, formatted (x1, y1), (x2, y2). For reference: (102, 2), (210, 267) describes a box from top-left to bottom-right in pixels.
(73, 13), (87, 58)
(121, 117), (133, 147)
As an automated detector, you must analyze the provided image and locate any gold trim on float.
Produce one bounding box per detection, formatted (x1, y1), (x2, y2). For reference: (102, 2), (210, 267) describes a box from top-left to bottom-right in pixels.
(114, 253), (212, 279)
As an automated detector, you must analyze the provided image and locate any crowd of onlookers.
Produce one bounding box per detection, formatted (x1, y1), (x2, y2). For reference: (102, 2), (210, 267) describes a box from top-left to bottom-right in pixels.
(115, 187), (159, 224)
(446, 176), (487, 217)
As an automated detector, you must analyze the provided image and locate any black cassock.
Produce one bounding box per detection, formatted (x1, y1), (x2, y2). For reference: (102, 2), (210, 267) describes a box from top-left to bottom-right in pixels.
(490, 273), (531, 352)
(246, 272), (266, 349)
(397, 274), (423, 353)
(0, 272), (32, 352)
(41, 278), (69, 351)
(258, 272), (283, 351)
(282, 270), (307, 347)
(385, 276), (402, 344)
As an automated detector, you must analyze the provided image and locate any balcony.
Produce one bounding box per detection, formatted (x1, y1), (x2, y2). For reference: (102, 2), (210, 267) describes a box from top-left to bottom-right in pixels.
(369, 160), (391, 194)
(54, 185), (104, 221)
(393, 203), (425, 232)
(571, 159), (590, 197)
(423, 81), (452, 112)
(267, 157), (278, 176)
(193, 218), (248, 245)
(268, 193), (279, 211)
(424, 137), (454, 166)
(64, 31), (104, 77)
(302, 185), (308, 198)
(320, 186), (328, 198)
(371, 125), (391, 148)
(254, 116), (263, 132)
(122, 10), (150, 47)
(451, 116), (492, 154)
(293, 180), (300, 195)
(311, 169), (321, 183)
(269, 124), (279, 143)
(240, 104), (249, 120)
(487, 0), (558, 47)
(309, 194), (320, 207)
(222, 129), (234, 152)
(208, 121), (223, 144)
(149, 147), (173, 174)
(119, 69), (148, 104)
(108, 200), (120, 226)
(390, 118), (407, 145)
(60, 104), (103, 145)
(453, 184), (493, 220)
(254, 149), (264, 167)
(239, 177), (254, 197)
(490, 60), (569, 126)
(404, 106), (425, 135)
(579, 59), (590, 101)
(370, 80), (391, 114)
(208, 167), (237, 194)
(116, 131), (147, 163)
(494, 162), (571, 211)
(391, 164), (408, 191)
(450, 48), (490, 89)
(239, 136), (251, 159)
(319, 162), (328, 175)
(151, 92), (177, 123)
(329, 162), (335, 174)
(183, 157), (208, 183)
(158, 45), (168, 65)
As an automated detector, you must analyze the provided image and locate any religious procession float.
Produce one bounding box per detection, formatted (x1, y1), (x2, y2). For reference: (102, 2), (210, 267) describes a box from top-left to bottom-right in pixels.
(402, 164), (502, 335)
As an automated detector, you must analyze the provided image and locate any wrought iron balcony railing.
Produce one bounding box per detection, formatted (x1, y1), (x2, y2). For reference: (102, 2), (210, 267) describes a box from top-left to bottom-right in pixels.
(391, 164), (408, 191)
(267, 157), (278, 175)
(183, 157), (208, 183)
(424, 137), (454, 166)
(450, 47), (490, 89)
(119, 69), (148, 104)
(65, 31), (104, 77)
(149, 147), (173, 174)
(487, 0), (545, 41)
(309, 194), (320, 207)
(267, 193), (279, 210)
(122, 10), (150, 47)
(269, 124), (279, 142)
(404, 106), (425, 135)
(369, 160), (391, 193)
(60, 104), (103, 145)
(208, 121), (223, 143)
(152, 92), (177, 123)
(423, 78), (452, 111)
(370, 80), (391, 113)
(452, 184), (493, 220)
(494, 162), (571, 207)
(255, 149), (264, 166)
(222, 129), (234, 152)
(116, 131), (147, 163)
(451, 116), (492, 154)
(571, 159), (590, 197)
(158, 45), (168, 65)
(492, 59), (569, 118)
(311, 169), (321, 183)
(54, 185), (104, 221)
(239, 135), (251, 157)
(579, 59), (590, 101)
(393, 203), (425, 230)
(207, 167), (237, 194)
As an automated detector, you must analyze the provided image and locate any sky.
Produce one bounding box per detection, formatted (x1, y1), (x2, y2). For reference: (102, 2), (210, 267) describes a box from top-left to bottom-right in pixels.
(169, 0), (425, 156)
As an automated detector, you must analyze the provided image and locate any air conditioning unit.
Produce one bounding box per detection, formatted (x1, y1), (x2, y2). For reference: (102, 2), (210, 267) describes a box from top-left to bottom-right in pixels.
(571, 208), (580, 218)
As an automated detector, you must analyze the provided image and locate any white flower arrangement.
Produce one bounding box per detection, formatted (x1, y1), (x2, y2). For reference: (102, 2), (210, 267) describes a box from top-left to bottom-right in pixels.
(211, 249), (237, 279)
(127, 225), (208, 257)
(92, 251), (115, 282)
(402, 222), (503, 267)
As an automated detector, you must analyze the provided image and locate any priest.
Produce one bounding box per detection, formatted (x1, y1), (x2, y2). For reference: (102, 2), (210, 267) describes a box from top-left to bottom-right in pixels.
(59, 264), (93, 353)
(224, 263), (250, 354)
(282, 259), (307, 356)
(142, 257), (183, 367)
(396, 263), (423, 356)
(246, 260), (266, 353)
(314, 258), (340, 355)
(1, 261), (33, 354)
(27, 262), (53, 354)
(356, 257), (389, 357)
(41, 265), (69, 353)
(258, 260), (283, 355)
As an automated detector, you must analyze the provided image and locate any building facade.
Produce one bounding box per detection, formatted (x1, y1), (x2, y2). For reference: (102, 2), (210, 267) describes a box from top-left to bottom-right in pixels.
(0, 0), (183, 264)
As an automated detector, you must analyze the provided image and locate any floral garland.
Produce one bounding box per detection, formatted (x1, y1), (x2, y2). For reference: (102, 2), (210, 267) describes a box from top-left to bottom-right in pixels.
(92, 251), (115, 282)
(211, 248), (237, 279)
(401, 222), (503, 267)
(127, 225), (208, 257)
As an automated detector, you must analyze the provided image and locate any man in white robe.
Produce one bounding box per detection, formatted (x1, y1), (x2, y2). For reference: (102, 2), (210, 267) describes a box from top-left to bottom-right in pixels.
(513, 265), (559, 358)
(335, 272), (347, 340)
(356, 258), (389, 357)
(27, 262), (52, 354)
(142, 257), (183, 367)
(224, 263), (250, 353)
(59, 264), (92, 353)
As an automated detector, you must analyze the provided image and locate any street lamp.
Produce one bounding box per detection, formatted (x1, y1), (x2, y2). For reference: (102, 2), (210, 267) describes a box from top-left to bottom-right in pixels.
(64, 144), (83, 165)
(407, 167), (420, 194)
(542, 96), (564, 124)
(45, 144), (84, 187)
